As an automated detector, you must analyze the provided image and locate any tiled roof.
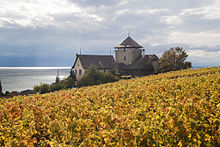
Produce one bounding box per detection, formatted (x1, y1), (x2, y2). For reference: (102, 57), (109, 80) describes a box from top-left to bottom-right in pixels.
(118, 54), (158, 70)
(73, 54), (118, 69)
(115, 36), (143, 48)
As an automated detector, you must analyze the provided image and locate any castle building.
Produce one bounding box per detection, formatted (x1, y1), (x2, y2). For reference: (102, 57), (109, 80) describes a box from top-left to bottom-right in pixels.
(115, 36), (145, 65)
(72, 35), (159, 80)
(115, 36), (159, 76)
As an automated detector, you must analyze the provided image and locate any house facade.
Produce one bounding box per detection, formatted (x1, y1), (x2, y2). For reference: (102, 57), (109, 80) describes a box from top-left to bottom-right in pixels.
(72, 54), (118, 80)
(72, 36), (159, 80)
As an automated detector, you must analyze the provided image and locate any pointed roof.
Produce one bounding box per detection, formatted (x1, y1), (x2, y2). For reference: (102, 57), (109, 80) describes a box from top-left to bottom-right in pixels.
(72, 54), (118, 69)
(115, 36), (143, 48)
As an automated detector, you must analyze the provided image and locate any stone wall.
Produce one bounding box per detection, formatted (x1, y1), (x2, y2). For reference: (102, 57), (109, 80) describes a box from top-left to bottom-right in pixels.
(115, 48), (143, 65)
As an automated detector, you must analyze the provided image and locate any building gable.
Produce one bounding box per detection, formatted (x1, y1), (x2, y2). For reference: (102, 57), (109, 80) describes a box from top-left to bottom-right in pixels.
(72, 55), (85, 80)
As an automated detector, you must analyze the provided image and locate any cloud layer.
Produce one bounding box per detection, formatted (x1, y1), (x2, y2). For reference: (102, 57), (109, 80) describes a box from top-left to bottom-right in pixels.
(0, 0), (220, 66)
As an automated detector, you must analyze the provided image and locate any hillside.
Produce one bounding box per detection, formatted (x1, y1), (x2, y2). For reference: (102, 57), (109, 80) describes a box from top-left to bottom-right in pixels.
(0, 67), (219, 146)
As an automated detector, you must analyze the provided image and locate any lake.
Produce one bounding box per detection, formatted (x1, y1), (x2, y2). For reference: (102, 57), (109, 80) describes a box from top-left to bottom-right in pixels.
(0, 67), (71, 92)
(0, 66), (209, 93)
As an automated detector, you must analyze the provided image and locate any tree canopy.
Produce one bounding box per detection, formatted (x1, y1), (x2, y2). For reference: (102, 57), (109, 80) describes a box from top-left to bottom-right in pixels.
(78, 65), (117, 87)
(159, 47), (192, 72)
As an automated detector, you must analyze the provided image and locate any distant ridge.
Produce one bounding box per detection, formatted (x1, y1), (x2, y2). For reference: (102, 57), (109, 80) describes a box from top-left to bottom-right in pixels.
(192, 66), (210, 69)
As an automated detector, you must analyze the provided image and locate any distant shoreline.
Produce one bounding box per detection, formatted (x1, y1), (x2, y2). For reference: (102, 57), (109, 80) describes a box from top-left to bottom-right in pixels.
(0, 68), (70, 93)
(0, 67), (71, 70)
(0, 66), (213, 70)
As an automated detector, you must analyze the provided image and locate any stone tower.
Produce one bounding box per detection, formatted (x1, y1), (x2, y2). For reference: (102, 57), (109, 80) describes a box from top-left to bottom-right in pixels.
(115, 36), (145, 65)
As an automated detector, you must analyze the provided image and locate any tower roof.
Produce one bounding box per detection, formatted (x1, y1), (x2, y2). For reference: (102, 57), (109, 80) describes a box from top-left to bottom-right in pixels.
(115, 36), (143, 48)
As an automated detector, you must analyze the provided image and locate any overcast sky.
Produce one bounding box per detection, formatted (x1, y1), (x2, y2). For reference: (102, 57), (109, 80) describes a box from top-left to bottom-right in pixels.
(0, 0), (220, 67)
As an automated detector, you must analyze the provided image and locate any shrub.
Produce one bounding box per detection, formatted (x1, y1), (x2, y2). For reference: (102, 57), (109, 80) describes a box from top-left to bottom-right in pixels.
(50, 83), (63, 92)
(101, 72), (117, 83)
(78, 65), (118, 87)
(62, 77), (75, 89)
(33, 76), (75, 94)
(33, 83), (50, 94)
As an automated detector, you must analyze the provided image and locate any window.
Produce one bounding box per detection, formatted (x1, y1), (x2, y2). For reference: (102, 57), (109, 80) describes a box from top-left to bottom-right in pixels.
(124, 56), (126, 61)
(75, 69), (77, 75)
(79, 69), (82, 75)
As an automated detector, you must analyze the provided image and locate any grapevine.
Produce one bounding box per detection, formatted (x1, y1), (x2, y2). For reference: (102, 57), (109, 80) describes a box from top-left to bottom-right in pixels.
(0, 67), (219, 146)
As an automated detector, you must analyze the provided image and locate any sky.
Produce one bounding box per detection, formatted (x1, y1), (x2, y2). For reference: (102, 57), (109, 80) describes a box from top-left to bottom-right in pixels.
(0, 0), (220, 67)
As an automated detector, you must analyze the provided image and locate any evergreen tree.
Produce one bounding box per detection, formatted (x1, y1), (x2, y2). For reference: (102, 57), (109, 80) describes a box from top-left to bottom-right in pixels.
(55, 69), (60, 83)
(0, 79), (3, 95)
(55, 76), (60, 83)
(69, 68), (76, 81)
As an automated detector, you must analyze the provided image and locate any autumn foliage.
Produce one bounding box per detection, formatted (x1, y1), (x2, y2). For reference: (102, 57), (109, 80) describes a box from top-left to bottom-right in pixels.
(0, 67), (219, 146)
(159, 47), (192, 72)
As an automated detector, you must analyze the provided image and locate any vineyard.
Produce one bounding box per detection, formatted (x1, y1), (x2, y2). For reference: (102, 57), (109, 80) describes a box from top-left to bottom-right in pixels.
(0, 67), (219, 146)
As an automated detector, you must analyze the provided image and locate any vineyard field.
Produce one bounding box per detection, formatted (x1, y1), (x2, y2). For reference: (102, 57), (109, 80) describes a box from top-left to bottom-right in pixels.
(0, 67), (220, 146)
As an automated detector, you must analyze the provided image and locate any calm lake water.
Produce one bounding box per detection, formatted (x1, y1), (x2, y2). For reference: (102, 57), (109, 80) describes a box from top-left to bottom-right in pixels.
(0, 66), (209, 93)
(0, 67), (71, 92)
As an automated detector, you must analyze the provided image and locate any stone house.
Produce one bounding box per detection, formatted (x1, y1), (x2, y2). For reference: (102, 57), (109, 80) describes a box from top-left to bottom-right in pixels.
(71, 35), (159, 80)
(72, 54), (118, 80)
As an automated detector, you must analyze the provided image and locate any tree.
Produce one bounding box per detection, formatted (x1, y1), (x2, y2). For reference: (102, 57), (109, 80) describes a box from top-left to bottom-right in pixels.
(101, 72), (117, 84)
(69, 68), (76, 81)
(59, 77), (75, 89)
(159, 47), (192, 72)
(78, 65), (102, 86)
(33, 83), (50, 94)
(55, 69), (60, 83)
(0, 79), (3, 96)
(50, 83), (63, 92)
(55, 76), (60, 83)
(78, 65), (117, 87)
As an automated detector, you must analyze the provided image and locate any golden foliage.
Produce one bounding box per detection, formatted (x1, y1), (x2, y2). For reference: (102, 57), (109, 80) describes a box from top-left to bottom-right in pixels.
(0, 67), (219, 146)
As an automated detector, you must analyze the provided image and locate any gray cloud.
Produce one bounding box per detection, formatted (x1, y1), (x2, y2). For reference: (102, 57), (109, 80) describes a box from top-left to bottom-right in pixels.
(0, 0), (219, 67)
(69, 0), (119, 7)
